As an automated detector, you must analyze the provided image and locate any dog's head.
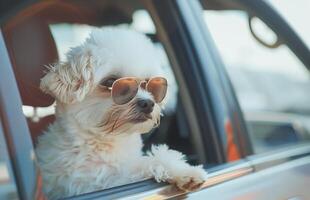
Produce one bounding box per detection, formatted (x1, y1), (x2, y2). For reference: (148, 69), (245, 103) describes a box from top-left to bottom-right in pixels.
(41, 27), (170, 135)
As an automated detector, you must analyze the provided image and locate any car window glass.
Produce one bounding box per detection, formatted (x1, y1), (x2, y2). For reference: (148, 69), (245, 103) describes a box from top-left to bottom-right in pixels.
(203, 9), (310, 154)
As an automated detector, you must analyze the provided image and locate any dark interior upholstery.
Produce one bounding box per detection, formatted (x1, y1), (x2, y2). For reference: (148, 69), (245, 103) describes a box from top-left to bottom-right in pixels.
(3, 13), (57, 107)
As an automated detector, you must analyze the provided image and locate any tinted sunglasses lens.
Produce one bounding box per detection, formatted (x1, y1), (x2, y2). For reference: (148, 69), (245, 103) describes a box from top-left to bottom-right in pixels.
(147, 77), (167, 103)
(112, 78), (138, 104)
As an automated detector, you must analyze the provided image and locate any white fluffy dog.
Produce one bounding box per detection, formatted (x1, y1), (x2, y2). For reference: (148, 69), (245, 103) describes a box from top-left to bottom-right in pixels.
(36, 27), (207, 200)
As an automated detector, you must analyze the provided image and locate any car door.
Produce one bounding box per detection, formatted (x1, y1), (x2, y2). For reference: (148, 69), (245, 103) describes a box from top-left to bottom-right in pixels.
(1, 0), (309, 199)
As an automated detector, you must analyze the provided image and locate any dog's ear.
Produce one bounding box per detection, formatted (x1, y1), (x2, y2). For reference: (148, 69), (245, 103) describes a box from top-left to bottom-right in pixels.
(40, 48), (94, 104)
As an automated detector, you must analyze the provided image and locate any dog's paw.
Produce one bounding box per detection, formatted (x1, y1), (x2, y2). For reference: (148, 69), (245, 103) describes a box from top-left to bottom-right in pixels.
(169, 166), (207, 191)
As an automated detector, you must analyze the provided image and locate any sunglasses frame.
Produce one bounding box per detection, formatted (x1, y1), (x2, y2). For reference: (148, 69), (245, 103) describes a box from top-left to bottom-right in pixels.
(108, 76), (167, 105)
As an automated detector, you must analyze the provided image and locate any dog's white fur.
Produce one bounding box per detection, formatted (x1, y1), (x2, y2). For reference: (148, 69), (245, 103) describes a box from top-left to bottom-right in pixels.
(36, 27), (207, 200)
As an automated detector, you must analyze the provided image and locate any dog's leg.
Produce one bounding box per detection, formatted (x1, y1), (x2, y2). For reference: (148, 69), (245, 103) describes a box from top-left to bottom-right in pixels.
(140, 145), (207, 191)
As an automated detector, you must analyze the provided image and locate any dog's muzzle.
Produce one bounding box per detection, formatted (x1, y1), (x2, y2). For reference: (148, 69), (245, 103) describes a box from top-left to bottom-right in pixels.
(136, 99), (154, 114)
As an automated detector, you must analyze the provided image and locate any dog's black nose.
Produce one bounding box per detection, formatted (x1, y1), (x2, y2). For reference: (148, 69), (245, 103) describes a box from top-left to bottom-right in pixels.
(137, 99), (154, 114)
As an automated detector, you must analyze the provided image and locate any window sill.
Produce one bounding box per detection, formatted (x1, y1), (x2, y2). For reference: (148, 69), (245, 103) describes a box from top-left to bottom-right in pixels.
(63, 162), (253, 200)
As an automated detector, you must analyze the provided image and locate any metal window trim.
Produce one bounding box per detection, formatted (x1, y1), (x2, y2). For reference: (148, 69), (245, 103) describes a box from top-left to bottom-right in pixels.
(64, 160), (253, 200)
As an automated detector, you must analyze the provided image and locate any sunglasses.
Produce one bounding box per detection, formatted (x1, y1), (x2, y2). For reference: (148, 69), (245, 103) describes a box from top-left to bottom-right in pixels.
(108, 77), (168, 105)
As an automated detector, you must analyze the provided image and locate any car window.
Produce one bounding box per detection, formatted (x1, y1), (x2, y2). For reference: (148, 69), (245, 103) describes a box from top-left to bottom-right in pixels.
(203, 6), (310, 154)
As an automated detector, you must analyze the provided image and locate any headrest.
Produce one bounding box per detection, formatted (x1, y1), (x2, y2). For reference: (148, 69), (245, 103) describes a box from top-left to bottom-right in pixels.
(3, 7), (57, 107)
